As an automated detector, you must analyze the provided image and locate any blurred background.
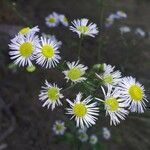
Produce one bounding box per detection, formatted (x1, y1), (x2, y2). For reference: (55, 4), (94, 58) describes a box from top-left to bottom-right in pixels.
(0, 0), (150, 149)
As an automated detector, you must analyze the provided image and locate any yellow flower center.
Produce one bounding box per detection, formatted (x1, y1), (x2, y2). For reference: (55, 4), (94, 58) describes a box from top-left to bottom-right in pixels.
(56, 124), (63, 131)
(48, 87), (59, 101)
(49, 17), (56, 23)
(77, 26), (89, 33)
(73, 103), (87, 117)
(129, 85), (143, 101)
(19, 27), (30, 34)
(42, 44), (54, 58)
(19, 42), (33, 57)
(103, 75), (113, 84)
(105, 97), (119, 112)
(67, 68), (82, 81)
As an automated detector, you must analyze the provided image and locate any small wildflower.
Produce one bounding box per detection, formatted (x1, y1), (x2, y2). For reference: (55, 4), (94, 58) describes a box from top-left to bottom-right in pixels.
(12, 2), (16, 6)
(78, 128), (88, 142)
(119, 26), (131, 34)
(70, 18), (98, 38)
(96, 85), (129, 125)
(39, 80), (64, 110)
(119, 77), (148, 113)
(96, 63), (121, 86)
(102, 127), (111, 140)
(59, 14), (69, 27)
(66, 93), (99, 128)
(105, 14), (119, 28)
(9, 33), (39, 67)
(45, 12), (59, 27)
(41, 33), (62, 46)
(135, 28), (145, 37)
(89, 134), (98, 145)
(19, 26), (39, 35)
(63, 61), (88, 83)
(116, 11), (127, 19)
(52, 120), (66, 135)
(35, 36), (61, 68)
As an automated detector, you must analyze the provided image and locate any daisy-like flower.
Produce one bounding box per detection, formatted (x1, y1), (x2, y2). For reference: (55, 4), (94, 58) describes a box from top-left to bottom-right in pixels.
(59, 14), (69, 27)
(9, 32), (39, 67)
(96, 86), (129, 125)
(89, 134), (98, 145)
(19, 26), (39, 35)
(78, 128), (88, 142)
(39, 80), (64, 110)
(119, 26), (131, 34)
(118, 77), (148, 113)
(41, 33), (62, 46)
(52, 120), (66, 135)
(105, 14), (116, 28)
(135, 28), (145, 37)
(116, 11), (127, 19)
(70, 18), (99, 38)
(66, 93), (99, 128)
(63, 61), (88, 83)
(102, 127), (111, 140)
(96, 63), (122, 86)
(45, 12), (59, 27)
(35, 36), (61, 68)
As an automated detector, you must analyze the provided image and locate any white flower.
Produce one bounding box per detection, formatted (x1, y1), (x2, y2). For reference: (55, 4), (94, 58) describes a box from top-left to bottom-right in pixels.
(116, 11), (127, 19)
(118, 77), (148, 113)
(96, 86), (129, 125)
(63, 61), (88, 83)
(52, 120), (66, 135)
(19, 26), (39, 35)
(9, 32), (39, 67)
(66, 93), (99, 128)
(96, 63), (122, 86)
(78, 128), (88, 142)
(45, 12), (59, 27)
(70, 18), (99, 38)
(119, 26), (131, 34)
(105, 11), (127, 28)
(102, 127), (111, 140)
(41, 33), (62, 46)
(135, 28), (145, 37)
(39, 80), (64, 110)
(59, 14), (69, 27)
(35, 36), (61, 68)
(105, 14), (117, 28)
(89, 134), (98, 145)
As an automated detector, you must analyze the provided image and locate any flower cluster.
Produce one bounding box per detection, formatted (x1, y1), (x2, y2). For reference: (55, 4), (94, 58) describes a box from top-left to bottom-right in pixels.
(105, 10), (146, 37)
(8, 17), (148, 130)
(96, 64), (148, 125)
(52, 120), (100, 145)
(45, 12), (69, 27)
(9, 26), (61, 69)
(105, 10), (127, 28)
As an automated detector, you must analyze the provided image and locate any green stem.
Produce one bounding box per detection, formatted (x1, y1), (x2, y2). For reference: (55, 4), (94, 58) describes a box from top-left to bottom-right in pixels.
(62, 84), (76, 93)
(5, 0), (32, 26)
(78, 36), (83, 60)
(97, 0), (105, 62)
